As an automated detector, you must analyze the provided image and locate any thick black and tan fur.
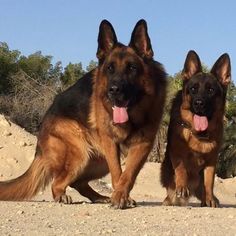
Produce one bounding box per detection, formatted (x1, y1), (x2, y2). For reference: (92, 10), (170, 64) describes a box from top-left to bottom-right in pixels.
(0, 19), (166, 209)
(161, 50), (231, 207)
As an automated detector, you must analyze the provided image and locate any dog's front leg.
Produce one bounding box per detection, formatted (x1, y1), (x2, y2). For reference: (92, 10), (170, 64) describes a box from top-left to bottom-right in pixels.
(173, 159), (190, 206)
(111, 141), (152, 209)
(102, 136), (122, 189)
(202, 164), (219, 207)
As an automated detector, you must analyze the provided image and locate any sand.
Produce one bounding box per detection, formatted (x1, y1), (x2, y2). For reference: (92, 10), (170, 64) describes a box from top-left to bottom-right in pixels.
(0, 114), (235, 236)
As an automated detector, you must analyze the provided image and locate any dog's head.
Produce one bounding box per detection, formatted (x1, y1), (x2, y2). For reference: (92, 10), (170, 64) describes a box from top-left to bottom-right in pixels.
(95, 19), (163, 125)
(181, 50), (231, 132)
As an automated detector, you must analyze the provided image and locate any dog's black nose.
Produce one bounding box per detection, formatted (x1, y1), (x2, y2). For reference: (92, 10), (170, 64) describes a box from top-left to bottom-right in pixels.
(194, 99), (204, 108)
(109, 85), (120, 95)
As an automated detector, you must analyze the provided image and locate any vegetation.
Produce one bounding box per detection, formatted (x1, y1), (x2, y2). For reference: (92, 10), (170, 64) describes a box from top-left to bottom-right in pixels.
(0, 42), (96, 132)
(0, 42), (235, 177)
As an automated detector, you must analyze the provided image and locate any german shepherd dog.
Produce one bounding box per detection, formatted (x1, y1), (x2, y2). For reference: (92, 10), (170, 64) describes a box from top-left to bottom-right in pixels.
(161, 50), (231, 207)
(0, 20), (166, 209)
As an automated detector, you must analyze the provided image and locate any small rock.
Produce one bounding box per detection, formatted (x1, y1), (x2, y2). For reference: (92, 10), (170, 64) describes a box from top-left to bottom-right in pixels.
(19, 141), (27, 147)
(0, 115), (11, 127)
(3, 130), (12, 136)
(16, 210), (24, 215)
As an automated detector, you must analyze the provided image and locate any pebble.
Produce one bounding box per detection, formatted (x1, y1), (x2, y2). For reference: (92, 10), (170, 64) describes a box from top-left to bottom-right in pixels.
(16, 210), (24, 215)
(19, 141), (27, 147)
(3, 130), (12, 136)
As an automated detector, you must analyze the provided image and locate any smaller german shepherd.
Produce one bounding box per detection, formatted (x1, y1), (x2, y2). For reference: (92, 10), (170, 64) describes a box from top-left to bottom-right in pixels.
(161, 50), (231, 207)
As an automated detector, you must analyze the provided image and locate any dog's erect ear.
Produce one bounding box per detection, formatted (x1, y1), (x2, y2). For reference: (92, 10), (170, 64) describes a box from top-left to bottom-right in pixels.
(182, 50), (202, 80)
(211, 53), (231, 87)
(96, 20), (118, 62)
(129, 19), (153, 59)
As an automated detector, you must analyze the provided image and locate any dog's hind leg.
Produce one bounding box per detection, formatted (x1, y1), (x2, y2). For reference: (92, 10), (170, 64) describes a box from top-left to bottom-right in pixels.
(162, 187), (175, 206)
(49, 144), (89, 204)
(52, 171), (76, 204)
(70, 181), (110, 203)
(70, 157), (111, 203)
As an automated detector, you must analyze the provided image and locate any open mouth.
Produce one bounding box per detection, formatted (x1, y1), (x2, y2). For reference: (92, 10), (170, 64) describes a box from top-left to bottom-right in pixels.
(193, 114), (208, 132)
(112, 106), (129, 124)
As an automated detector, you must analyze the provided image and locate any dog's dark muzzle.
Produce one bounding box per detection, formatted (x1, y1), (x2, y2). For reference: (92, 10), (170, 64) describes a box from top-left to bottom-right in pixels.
(108, 81), (130, 107)
(192, 97), (214, 118)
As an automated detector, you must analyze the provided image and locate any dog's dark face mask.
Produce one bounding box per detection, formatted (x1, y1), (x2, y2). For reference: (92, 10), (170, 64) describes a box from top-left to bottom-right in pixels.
(186, 73), (222, 131)
(96, 19), (154, 124)
(105, 51), (144, 124)
(182, 50), (231, 132)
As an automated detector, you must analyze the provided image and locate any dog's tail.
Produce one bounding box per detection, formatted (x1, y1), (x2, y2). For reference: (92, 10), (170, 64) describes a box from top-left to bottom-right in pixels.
(160, 150), (174, 188)
(0, 157), (51, 201)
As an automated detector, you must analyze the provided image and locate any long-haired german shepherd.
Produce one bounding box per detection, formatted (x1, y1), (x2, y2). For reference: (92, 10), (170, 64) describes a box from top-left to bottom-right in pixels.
(161, 50), (231, 207)
(0, 20), (166, 209)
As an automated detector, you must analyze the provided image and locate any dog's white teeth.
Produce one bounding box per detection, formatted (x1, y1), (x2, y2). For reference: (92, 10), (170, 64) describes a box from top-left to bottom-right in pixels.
(112, 107), (114, 110)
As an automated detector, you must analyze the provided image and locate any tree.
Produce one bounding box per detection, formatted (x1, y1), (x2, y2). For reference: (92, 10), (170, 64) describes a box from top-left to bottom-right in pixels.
(86, 60), (97, 72)
(217, 81), (236, 178)
(18, 51), (53, 80)
(0, 42), (20, 93)
(225, 82), (236, 120)
(60, 62), (85, 86)
(217, 118), (236, 178)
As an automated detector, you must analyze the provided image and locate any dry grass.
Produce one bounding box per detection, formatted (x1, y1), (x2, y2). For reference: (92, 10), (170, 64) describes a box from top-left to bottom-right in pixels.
(0, 70), (56, 134)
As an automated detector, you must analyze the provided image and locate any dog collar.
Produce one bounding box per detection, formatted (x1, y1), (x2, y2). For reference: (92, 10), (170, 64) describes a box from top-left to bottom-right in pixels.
(178, 120), (210, 141)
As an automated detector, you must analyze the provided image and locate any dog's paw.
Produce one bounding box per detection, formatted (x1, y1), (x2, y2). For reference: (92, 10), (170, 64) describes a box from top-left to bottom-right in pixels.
(111, 190), (136, 209)
(92, 196), (111, 204)
(55, 194), (73, 204)
(162, 196), (172, 206)
(201, 196), (220, 208)
(175, 186), (190, 198)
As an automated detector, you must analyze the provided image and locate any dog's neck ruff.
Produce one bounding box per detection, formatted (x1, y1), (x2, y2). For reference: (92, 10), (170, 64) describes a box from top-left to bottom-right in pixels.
(178, 120), (210, 141)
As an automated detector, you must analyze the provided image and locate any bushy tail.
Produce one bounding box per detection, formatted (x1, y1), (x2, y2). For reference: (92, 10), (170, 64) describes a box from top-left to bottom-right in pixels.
(0, 157), (51, 201)
(160, 151), (174, 188)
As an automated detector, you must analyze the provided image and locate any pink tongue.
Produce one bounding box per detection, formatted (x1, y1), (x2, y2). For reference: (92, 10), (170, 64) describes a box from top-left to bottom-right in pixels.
(193, 114), (208, 132)
(113, 106), (129, 124)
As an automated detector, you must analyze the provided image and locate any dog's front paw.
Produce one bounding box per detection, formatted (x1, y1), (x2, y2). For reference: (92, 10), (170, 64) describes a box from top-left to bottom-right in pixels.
(111, 190), (136, 209)
(55, 194), (73, 204)
(175, 186), (190, 198)
(172, 186), (190, 206)
(201, 196), (220, 208)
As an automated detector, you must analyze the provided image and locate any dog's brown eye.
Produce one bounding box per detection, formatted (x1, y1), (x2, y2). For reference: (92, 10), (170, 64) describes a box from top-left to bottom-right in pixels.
(190, 87), (197, 93)
(208, 88), (214, 94)
(128, 64), (137, 72)
(107, 64), (114, 74)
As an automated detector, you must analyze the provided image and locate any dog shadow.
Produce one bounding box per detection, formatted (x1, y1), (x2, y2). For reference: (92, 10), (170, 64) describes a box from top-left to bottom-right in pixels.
(136, 201), (236, 208)
(18, 199), (236, 208)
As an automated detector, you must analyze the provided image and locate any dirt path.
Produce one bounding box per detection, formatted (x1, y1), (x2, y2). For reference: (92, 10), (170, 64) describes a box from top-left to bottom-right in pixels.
(0, 115), (236, 236)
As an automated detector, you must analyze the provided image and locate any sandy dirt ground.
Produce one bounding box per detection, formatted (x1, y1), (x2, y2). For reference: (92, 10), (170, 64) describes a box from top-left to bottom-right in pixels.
(0, 114), (236, 236)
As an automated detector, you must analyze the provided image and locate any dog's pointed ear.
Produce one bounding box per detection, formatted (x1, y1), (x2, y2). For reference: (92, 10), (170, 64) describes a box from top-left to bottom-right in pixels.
(182, 50), (202, 80)
(129, 19), (153, 59)
(96, 20), (118, 62)
(211, 53), (231, 86)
